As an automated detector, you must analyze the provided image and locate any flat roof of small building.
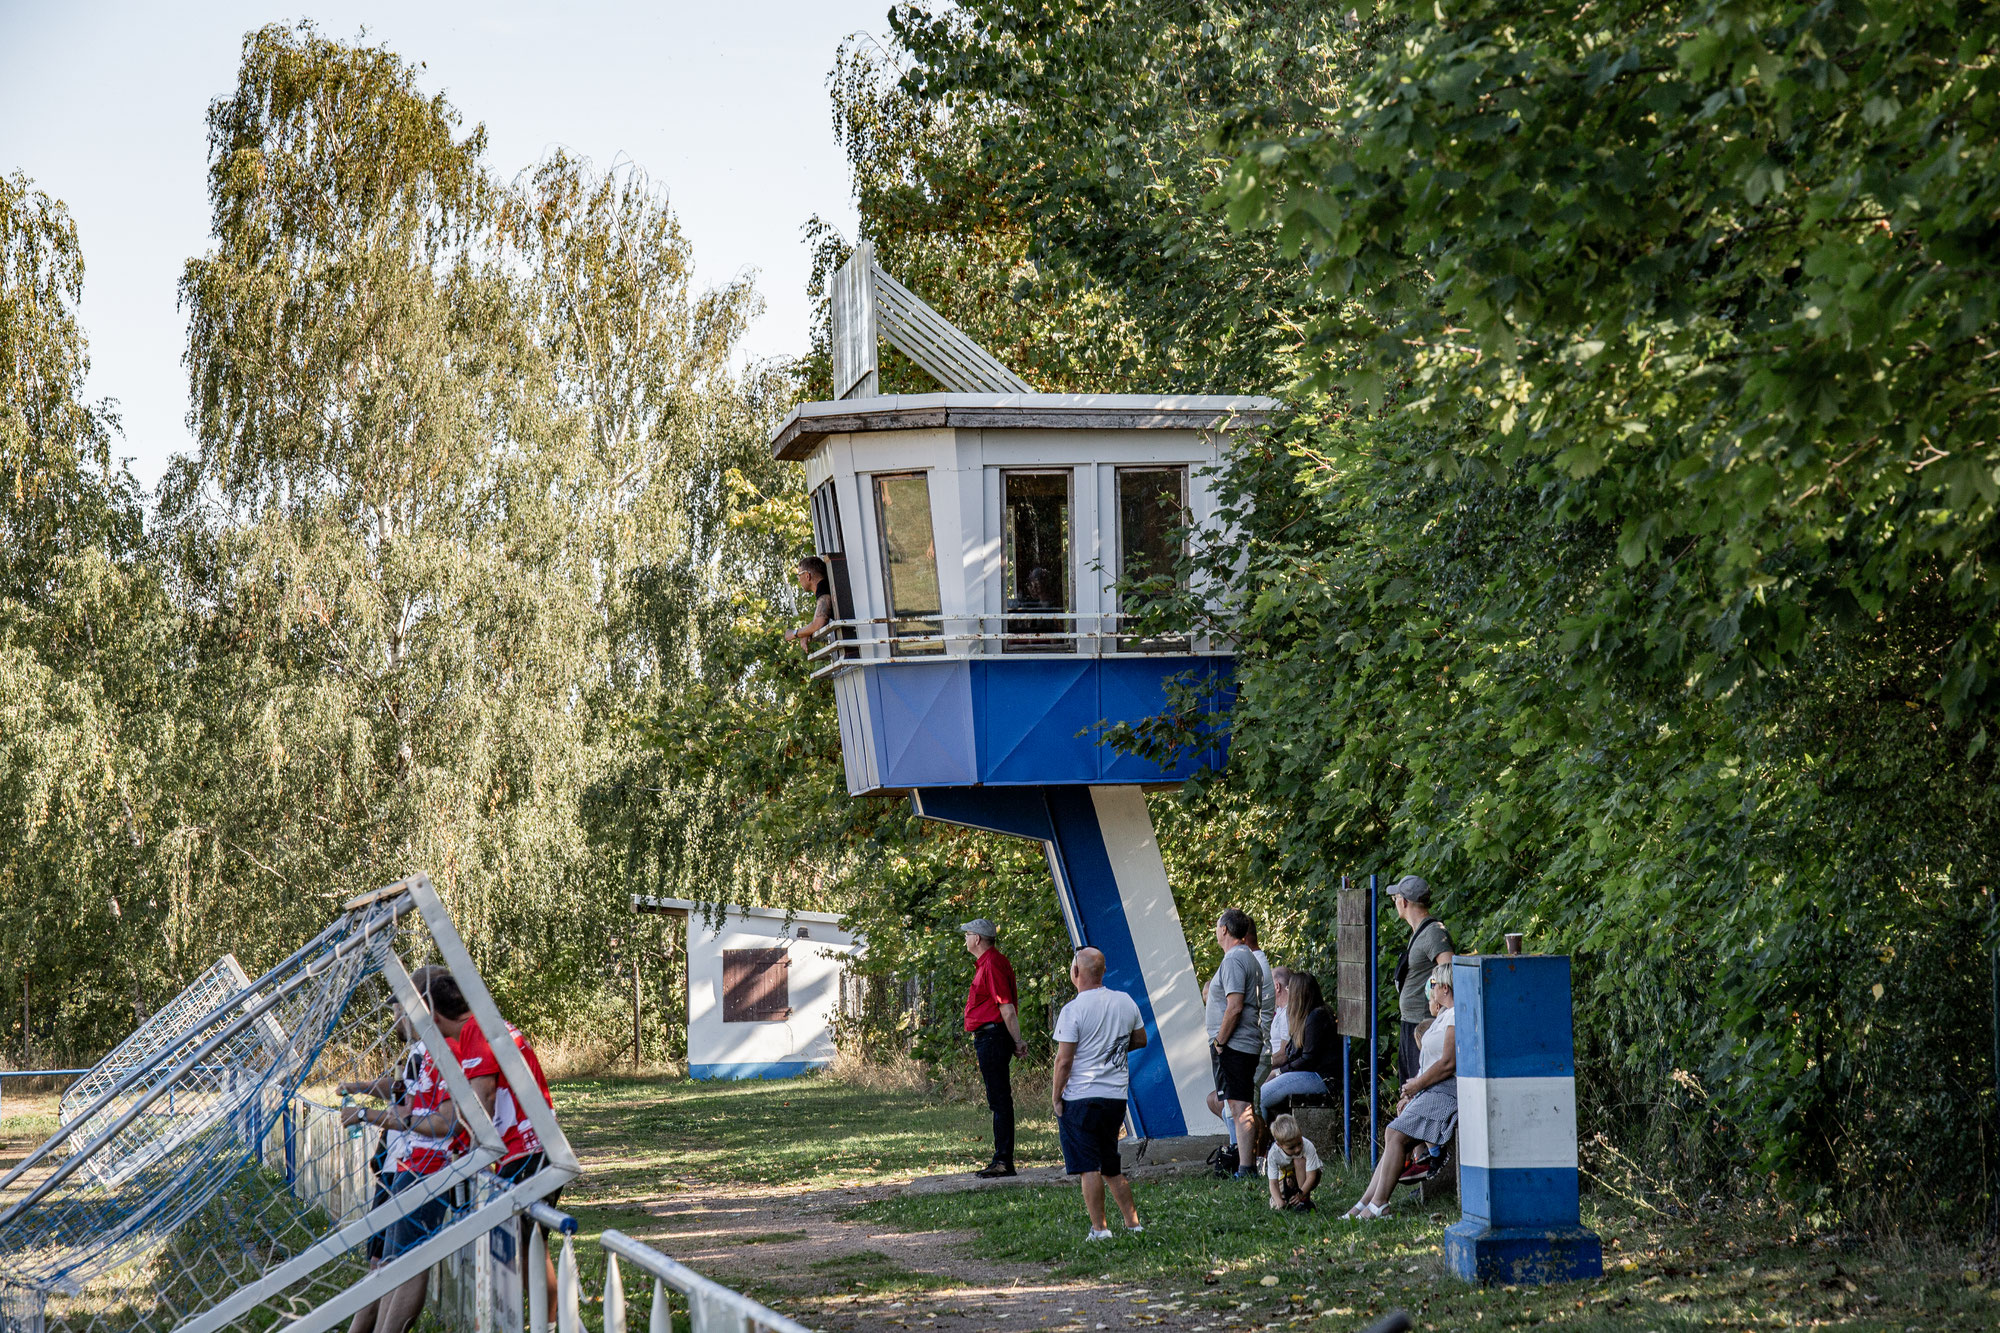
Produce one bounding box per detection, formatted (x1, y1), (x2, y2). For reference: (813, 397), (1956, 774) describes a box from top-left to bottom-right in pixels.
(629, 895), (851, 927)
(769, 393), (1279, 462)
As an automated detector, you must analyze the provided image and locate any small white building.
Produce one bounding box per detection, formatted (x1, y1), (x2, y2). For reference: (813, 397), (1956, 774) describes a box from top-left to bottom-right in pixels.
(631, 896), (863, 1080)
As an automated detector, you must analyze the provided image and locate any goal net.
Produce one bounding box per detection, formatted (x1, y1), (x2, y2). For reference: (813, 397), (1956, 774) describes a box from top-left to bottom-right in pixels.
(0, 875), (575, 1333)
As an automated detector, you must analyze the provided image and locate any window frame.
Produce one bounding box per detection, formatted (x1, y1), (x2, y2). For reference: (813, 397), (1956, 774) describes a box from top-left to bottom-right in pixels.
(1113, 464), (1191, 653)
(869, 470), (944, 656)
(1000, 467), (1076, 655)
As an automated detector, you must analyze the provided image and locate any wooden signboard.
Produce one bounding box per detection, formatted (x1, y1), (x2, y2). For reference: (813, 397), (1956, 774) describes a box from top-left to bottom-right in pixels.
(1336, 879), (1370, 1038)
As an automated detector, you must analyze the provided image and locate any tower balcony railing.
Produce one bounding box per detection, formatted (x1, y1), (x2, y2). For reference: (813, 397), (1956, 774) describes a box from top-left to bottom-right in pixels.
(804, 612), (1230, 679)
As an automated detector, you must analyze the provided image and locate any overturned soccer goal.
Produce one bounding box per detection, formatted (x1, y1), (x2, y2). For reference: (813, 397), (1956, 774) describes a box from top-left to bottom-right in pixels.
(0, 875), (576, 1333)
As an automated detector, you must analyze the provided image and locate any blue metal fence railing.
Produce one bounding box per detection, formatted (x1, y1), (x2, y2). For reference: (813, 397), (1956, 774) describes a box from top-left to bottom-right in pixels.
(0, 1069), (90, 1126)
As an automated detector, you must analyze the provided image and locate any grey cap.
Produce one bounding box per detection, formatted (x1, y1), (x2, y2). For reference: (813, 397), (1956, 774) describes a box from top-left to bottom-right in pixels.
(958, 918), (998, 939)
(1387, 875), (1432, 903)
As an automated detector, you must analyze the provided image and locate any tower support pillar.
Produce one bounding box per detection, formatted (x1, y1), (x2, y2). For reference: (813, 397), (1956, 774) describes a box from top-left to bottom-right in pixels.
(912, 784), (1221, 1138)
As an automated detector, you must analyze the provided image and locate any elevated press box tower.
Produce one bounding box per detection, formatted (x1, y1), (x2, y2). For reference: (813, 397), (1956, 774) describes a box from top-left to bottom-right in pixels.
(774, 244), (1273, 1137)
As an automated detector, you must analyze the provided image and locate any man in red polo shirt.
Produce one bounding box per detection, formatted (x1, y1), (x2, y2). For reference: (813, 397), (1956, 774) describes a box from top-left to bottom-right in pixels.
(960, 918), (1028, 1177)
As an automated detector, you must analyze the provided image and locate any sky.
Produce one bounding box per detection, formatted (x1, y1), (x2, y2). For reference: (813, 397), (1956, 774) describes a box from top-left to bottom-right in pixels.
(0, 0), (896, 488)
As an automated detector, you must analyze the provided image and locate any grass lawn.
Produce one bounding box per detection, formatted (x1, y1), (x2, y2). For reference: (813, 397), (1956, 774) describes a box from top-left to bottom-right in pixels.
(530, 1071), (2000, 1329)
(549, 1067), (1058, 1196)
(855, 1152), (2000, 1330)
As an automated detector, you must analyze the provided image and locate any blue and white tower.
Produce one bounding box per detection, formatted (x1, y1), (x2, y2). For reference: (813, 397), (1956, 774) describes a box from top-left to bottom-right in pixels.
(775, 245), (1273, 1136)
(1445, 954), (1604, 1284)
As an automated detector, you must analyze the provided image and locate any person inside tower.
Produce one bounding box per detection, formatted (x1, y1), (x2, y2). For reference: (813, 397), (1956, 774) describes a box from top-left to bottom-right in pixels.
(1344, 962), (1457, 1220)
(784, 555), (833, 644)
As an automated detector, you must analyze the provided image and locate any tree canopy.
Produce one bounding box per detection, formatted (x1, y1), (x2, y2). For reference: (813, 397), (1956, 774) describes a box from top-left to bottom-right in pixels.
(873, 0), (2000, 1214)
(4, 6), (1997, 1222)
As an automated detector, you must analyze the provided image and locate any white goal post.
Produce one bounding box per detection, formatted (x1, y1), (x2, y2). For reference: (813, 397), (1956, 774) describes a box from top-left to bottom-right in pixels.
(0, 874), (577, 1333)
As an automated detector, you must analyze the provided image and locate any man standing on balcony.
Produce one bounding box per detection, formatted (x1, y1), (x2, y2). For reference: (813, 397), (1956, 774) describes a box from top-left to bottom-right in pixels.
(961, 918), (1028, 1177)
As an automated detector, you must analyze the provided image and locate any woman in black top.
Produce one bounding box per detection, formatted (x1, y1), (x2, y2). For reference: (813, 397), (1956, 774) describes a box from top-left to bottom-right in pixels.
(784, 556), (833, 645)
(1259, 970), (1339, 1118)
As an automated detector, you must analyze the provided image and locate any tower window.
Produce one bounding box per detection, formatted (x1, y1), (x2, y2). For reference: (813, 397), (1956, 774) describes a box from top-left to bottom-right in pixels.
(1003, 470), (1072, 653)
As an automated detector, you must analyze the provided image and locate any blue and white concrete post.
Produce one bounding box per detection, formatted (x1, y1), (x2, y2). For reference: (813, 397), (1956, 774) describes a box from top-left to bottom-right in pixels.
(1444, 954), (1603, 1284)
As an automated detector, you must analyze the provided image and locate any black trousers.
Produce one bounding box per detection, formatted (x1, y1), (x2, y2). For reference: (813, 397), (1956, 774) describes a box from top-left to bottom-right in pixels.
(1400, 1020), (1422, 1087)
(973, 1024), (1015, 1164)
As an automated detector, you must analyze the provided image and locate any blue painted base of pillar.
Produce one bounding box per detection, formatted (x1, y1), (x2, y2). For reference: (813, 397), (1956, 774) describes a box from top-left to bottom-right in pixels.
(1443, 1220), (1603, 1285)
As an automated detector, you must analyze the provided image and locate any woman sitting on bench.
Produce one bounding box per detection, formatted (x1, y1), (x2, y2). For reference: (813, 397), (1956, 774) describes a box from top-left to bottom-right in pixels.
(1259, 970), (1338, 1119)
(1345, 962), (1456, 1219)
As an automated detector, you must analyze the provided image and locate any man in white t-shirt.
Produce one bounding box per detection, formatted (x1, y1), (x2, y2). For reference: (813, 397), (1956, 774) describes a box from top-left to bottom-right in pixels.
(1051, 947), (1148, 1240)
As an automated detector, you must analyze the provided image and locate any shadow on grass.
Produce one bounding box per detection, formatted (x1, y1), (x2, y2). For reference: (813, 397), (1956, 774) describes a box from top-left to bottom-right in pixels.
(852, 1156), (2000, 1330)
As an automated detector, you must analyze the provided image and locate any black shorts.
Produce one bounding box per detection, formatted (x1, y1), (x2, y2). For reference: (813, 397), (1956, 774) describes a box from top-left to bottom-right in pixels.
(1058, 1098), (1126, 1177)
(1212, 1045), (1258, 1104)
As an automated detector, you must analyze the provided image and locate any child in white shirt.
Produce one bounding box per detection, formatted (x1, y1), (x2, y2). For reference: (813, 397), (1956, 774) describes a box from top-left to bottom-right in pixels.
(1265, 1114), (1322, 1212)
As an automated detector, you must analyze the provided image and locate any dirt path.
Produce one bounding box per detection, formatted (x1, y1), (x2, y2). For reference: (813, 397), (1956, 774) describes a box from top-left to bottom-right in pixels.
(617, 1178), (1265, 1332)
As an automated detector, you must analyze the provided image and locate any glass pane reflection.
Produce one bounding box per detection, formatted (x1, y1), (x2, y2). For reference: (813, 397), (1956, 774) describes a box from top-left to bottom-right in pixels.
(872, 473), (942, 655)
(1003, 471), (1072, 653)
(1117, 466), (1188, 651)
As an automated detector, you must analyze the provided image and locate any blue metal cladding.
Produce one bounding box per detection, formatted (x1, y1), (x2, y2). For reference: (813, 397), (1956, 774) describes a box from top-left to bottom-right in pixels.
(1445, 955), (1603, 1285)
(1452, 956), (1578, 1080)
(867, 658), (978, 787)
(911, 784), (1206, 1139)
(831, 657), (1232, 795)
(1042, 787), (1186, 1138)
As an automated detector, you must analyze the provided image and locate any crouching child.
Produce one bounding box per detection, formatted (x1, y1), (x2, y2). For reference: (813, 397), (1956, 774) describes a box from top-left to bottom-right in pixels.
(1265, 1114), (1321, 1212)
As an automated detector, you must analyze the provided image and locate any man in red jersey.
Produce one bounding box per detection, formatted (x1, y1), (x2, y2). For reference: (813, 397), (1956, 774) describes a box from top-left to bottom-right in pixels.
(343, 967), (563, 1316)
(960, 918), (1027, 1178)
(339, 1010), (458, 1333)
(410, 967), (562, 1297)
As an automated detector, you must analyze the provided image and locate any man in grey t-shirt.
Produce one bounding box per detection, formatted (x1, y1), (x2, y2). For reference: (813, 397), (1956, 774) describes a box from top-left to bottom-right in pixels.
(1202, 908), (1265, 1178)
(1388, 875), (1454, 1084)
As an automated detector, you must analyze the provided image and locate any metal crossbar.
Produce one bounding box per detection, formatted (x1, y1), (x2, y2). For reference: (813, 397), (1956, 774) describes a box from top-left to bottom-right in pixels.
(0, 874), (577, 1333)
(828, 240), (1033, 399)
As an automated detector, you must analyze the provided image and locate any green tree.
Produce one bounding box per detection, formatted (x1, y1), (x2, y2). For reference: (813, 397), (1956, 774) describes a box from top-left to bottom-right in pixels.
(867, 0), (2000, 1213)
(0, 172), (180, 1062)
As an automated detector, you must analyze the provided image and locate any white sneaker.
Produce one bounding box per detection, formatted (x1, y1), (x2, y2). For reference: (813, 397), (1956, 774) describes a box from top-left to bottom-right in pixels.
(1086, 1228), (1115, 1242)
(1124, 1223), (1145, 1233)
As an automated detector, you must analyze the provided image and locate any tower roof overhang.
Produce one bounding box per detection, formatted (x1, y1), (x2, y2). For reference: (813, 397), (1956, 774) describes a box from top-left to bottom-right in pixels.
(769, 392), (1278, 462)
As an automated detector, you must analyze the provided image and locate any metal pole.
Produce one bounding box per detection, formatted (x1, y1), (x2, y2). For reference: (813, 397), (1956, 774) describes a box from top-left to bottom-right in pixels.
(1368, 873), (1379, 1171)
(632, 958), (642, 1074)
(1342, 1034), (1352, 1164)
(1991, 936), (1999, 1231)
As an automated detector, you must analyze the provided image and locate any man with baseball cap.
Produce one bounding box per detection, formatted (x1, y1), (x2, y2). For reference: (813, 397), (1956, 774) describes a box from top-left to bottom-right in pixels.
(960, 918), (1027, 1177)
(1387, 876), (1454, 1084)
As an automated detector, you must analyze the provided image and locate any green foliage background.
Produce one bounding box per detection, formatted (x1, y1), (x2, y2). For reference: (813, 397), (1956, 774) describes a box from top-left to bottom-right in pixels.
(869, 0), (2000, 1222)
(5, 1), (2000, 1229)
